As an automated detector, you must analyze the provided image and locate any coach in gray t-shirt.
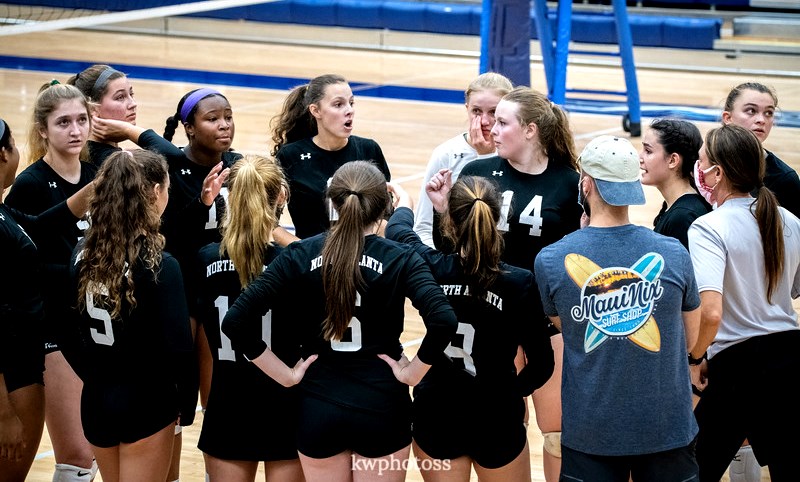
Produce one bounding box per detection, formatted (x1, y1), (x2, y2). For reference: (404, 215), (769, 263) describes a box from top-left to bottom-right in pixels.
(535, 135), (700, 482)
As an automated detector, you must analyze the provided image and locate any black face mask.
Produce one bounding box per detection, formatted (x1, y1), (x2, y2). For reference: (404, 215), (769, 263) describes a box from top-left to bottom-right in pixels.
(577, 177), (591, 218)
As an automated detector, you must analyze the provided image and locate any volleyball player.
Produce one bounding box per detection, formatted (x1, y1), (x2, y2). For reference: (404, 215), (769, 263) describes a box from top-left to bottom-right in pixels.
(4, 82), (98, 482)
(639, 118), (709, 250)
(459, 86), (582, 481)
(67, 64), (183, 168)
(162, 87), (238, 266)
(161, 86), (238, 478)
(0, 117), (93, 482)
(269, 74), (390, 244)
(386, 171), (555, 481)
(62, 149), (196, 482)
(413, 72), (512, 250)
(222, 161), (458, 482)
(722, 82), (799, 218)
(192, 155), (303, 482)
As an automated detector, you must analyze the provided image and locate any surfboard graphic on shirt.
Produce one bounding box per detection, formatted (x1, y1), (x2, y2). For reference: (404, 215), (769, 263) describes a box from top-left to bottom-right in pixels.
(564, 253), (663, 353)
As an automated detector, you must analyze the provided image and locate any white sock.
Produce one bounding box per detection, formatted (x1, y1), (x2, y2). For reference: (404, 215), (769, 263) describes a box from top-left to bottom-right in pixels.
(53, 463), (94, 482)
(728, 445), (761, 482)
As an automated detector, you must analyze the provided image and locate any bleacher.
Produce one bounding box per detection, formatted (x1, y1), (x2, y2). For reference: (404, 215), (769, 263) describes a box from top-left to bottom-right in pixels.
(0, 0), (745, 50)
(6, 0), (800, 50)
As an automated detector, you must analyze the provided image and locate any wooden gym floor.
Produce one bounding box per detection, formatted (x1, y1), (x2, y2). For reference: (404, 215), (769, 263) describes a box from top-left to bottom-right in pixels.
(1, 24), (798, 481)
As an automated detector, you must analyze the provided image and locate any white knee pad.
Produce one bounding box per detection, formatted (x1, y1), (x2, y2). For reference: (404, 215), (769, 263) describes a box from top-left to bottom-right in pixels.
(729, 445), (761, 482)
(543, 431), (562, 458)
(174, 424), (183, 435)
(53, 463), (94, 482)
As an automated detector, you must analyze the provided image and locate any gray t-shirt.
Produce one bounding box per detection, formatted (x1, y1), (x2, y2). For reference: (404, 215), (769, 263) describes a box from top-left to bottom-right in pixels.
(688, 197), (800, 359)
(535, 224), (699, 456)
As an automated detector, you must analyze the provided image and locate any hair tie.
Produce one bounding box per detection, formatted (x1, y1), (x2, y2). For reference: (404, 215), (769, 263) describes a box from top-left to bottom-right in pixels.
(471, 197), (484, 206)
(90, 66), (122, 101)
(345, 190), (361, 198)
(180, 88), (222, 122)
(49, 79), (60, 86)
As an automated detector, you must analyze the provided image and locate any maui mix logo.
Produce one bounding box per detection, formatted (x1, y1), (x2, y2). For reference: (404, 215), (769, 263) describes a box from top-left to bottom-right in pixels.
(565, 253), (664, 353)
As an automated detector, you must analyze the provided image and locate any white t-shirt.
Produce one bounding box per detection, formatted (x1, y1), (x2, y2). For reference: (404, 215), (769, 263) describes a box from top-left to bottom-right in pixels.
(688, 197), (800, 359)
(413, 133), (495, 248)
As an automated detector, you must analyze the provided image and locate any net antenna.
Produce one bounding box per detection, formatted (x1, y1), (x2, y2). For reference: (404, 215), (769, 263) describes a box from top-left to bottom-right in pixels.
(0, 0), (275, 36)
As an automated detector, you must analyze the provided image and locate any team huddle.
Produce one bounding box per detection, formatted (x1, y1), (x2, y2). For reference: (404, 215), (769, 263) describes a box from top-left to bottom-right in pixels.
(1, 66), (799, 482)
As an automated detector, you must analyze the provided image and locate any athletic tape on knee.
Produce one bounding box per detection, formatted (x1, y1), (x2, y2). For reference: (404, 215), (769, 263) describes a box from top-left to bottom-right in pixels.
(543, 431), (562, 458)
(53, 463), (94, 482)
(728, 445), (761, 482)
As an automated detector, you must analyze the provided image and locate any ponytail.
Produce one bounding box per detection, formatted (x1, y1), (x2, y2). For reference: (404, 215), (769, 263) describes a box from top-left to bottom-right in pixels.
(321, 160), (389, 340)
(221, 155), (287, 287)
(442, 176), (504, 297)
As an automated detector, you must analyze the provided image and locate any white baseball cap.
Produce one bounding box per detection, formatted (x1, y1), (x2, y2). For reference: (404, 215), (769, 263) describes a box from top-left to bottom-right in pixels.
(579, 135), (645, 206)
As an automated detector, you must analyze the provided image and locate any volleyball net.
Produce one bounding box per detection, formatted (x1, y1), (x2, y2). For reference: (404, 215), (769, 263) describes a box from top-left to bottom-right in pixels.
(0, 0), (273, 36)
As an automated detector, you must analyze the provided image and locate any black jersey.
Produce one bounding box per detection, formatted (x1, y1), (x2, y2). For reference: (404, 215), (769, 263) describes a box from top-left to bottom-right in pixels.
(192, 242), (302, 377)
(763, 150), (800, 218)
(460, 157), (582, 271)
(87, 129), (184, 168)
(193, 242), (302, 461)
(276, 136), (390, 239)
(161, 150), (241, 299)
(4, 159), (95, 313)
(653, 194), (711, 250)
(0, 204), (44, 376)
(386, 207), (554, 396)
(161, 150), (241, 262)
(63, 246), (198, 426)
(222, 233), (457, 414)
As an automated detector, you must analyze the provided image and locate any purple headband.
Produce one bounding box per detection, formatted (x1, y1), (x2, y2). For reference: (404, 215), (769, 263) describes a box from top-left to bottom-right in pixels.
(180, 88), (222, 122)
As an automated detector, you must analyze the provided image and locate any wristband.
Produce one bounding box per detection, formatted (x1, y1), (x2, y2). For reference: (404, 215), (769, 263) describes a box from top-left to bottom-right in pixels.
(688, 351), (706, 366)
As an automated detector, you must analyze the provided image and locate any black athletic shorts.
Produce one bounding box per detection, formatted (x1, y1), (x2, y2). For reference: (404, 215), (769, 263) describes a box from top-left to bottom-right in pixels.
(199, 365), (300, 461)
(412, 382), (527, 469)
(80, 381), (179, 448)
(2, 323), (44, 392)
(296, 394), (412, 459)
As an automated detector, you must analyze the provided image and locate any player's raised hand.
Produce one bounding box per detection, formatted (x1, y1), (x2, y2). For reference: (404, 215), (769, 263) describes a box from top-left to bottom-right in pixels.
(426, 168), (452, 214)
(201, 161), (230, 206)
(387, 181), (412, 211)
(468, 114), (495, 155)
(92, 115), (142, 144)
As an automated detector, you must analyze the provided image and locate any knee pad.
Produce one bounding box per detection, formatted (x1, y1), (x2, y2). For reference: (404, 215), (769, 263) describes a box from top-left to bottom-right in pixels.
(174, 424), (183, 435)
(542, 431), (562, 458)
(53, 463), (94, 482)
(729, 445), (761, 482)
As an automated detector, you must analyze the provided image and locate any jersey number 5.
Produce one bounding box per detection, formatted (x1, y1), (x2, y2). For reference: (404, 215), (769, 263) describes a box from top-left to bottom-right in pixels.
(86, 290), (114, 346)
